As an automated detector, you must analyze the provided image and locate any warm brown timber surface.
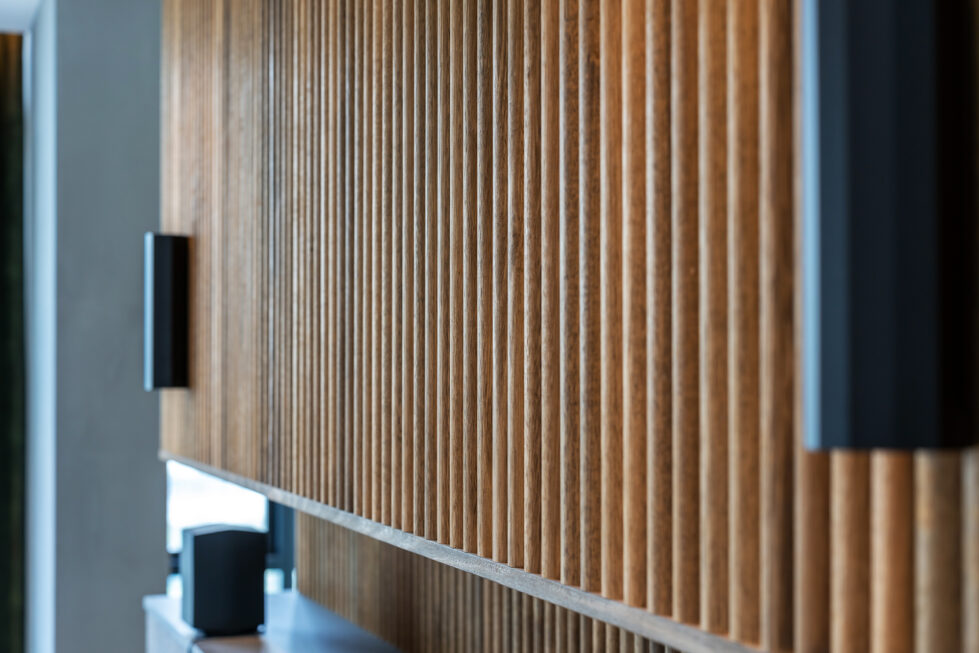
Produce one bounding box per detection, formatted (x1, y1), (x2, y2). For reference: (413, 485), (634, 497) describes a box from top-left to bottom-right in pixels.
(161, 0), (979, 651)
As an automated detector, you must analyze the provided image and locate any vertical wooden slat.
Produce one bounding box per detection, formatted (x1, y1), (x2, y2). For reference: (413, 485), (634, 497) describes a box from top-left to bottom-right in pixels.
(507, 0), (526, 570)
(540, 0), (561, 582)
(600, 0), (624, 602)
(412, 0), (427, 536)
(381, 0), (393, 525)
(622, 0), (647, 610)
(966, 448), (979, 653)
(424, 0), (439, 542)
(436, 0), (451, 546)
(559, 0), (581, 589)
(449, 0), (465, 551)
(402, 0), (416, 531)
(915, 452), (962, 653)
(462, 0), (480, 555)
(759, 0), (793, 647)
(831, 452), (870, 653)
(579, 0), (602, 595)
(476, 0), (494, 559)
(794, 449), (830, 653)
(491, 0), (509, 564)
(366, 0), (377, 522)
(670, 0), (699, 624)
(870, 452), (913, 653)
(727, 0), (759, 641)
(698, 0), (727, 634)
(391, 0), (403, 530)
(646, 0), (672, 617)
(523, 0), (543, 576)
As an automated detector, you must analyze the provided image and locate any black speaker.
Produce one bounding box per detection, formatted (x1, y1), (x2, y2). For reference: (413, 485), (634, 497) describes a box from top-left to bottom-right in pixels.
(180, 526), (266, 636)
(144, 232), (189, 390)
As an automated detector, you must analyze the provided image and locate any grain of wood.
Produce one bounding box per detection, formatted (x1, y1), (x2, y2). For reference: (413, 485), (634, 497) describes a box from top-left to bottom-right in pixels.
(670, 0), (699, 625)
(621, 0), (647, 610)
(697, 0), (727, 634)
(579, 0), (602, 595)
(793, 449), (829, 653)
(759, 0), (793, 647)
(966, 448), (979, 653)
(412, 0), (427, 536)
(727, 0), (759, 641)
(559, 0), (581, 590)
(645, 0), (672, 617)
(475, 0), (494, 559)
(870, 452), (913, 653)
(491, 0), (509, 564)
(540, 0), (561, 582)
(449, 0), (465, 550)
(462, 0), (479, 555)
(600, 0), (624, 603)
(915, 452), (963, 653)
(380, 0), (393, 526)
(390, 0), (403, 530)
(507, 0), (526, 570)
(436, 0), (451, 546)
(523, 0), (543, 576)
(831, 452), (870, 653)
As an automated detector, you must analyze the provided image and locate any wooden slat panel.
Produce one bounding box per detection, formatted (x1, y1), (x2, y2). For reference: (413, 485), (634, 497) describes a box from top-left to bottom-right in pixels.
(831, 452), (870, 653)
(161, 2), (979, 651)
(698, 0), (727, 634)
(727, 0), (759, 641)
(559, 0), (581, 590)
(622, 0), (647, 610)
(670, 0), (699, 625)
(579, 0), (602, 595)
(600, 0), (623, 601)
(759, 0), (793, 647)
(870, 453), (913, 653)
(540, 0), (561, 582)
(915, 452), (962, 653)
(646, 0), (672, 618)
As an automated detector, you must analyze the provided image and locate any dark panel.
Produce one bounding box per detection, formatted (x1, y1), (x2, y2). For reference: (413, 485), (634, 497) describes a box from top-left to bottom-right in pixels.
(144, 233), (189, 389)
(803, 0), (978, 449)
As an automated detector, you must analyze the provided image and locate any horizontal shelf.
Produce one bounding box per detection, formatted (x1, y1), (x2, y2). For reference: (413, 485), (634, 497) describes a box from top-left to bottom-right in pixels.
(162, 450), (753, 653)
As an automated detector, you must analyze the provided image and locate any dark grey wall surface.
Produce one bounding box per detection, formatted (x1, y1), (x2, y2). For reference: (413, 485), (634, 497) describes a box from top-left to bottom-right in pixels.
(54, 0), (165, 650)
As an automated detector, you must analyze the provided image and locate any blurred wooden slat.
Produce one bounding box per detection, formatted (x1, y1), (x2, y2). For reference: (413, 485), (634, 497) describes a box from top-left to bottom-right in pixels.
(540, 0), (561, 581)
(870, 453), (913, 653)
(759, 0), (793, 648)
(727, 0), (759, 642)
(492, 0), (509, 564)
(579, 0), (602, 595)
(915, 452), (962, 653)
(697, 0), (727, 634)
(523, 0), (543, 576)
(507, 0), (526, 570)
(622, 0), (647, 610)
(670, 0), (699, 625)
(831, 452), (870, 653)
(462, 0), (479, 555)
(600, 0), (624, 601)
(646, 0), (672, 618)
(559, 0), (581, 590)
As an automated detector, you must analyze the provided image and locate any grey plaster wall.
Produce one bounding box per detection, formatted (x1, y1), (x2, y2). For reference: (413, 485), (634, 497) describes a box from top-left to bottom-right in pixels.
(27, 1), (166, 651)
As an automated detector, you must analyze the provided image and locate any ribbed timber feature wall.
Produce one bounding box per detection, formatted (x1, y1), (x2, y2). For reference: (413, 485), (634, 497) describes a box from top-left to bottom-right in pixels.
(297, 512), (683, 652)
(160, 1), (979, 651)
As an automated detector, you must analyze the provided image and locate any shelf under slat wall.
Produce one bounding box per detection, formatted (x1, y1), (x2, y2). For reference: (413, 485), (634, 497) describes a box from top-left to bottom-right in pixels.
(159, 0), (979, 651)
